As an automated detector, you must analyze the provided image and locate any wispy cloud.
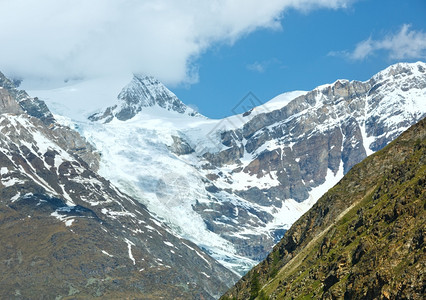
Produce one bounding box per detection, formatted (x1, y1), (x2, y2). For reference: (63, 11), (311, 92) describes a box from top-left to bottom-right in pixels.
(246, 58), (285, 73)
(330, 24), (426, 61)
(0, 0), (356, 86)
(247, 62), (267, 73)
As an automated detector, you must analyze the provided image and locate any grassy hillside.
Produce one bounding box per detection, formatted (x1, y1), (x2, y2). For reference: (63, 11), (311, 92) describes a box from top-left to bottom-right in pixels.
(221, 118), (425, 299)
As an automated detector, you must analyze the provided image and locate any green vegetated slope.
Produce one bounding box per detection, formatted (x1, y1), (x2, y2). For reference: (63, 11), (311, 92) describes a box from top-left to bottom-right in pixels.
(222, 118), (425, 299)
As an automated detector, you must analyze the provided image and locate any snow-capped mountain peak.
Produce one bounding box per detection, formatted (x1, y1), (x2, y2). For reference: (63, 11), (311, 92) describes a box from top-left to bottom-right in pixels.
(89, 74), (200, 122)
(372, 61), (426, 81)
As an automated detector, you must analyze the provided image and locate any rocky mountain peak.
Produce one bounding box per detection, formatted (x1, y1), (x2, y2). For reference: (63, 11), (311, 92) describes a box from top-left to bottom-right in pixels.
(89, 74), (199, 122)
(0, 71), (55, 125)
(0, 71), (100, 171)
(0, 71), (17, 92)
(372, 61), (426, 81)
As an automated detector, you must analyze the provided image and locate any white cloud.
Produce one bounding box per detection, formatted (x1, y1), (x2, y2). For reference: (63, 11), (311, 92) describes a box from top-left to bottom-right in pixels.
(344, 24), (426, 61)
(247, 61), (267, 73)
(0, 0), (354, 86)
(246, 58), (284, 73)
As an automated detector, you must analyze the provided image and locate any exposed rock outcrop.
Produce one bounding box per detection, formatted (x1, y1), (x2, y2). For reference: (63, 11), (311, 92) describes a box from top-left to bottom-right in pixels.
(0, 71), (100, 171)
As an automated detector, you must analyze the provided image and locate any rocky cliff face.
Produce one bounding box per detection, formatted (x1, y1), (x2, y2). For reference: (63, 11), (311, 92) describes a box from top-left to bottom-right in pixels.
(204, 62), (425, 189)
(221, 117), (425, 300)
(0, 72), (100, 171)
(74, 62), (426, 275)
(0, 72), (55, 126)
(88, 75), (199, 122)
(0, 76), (237, 299)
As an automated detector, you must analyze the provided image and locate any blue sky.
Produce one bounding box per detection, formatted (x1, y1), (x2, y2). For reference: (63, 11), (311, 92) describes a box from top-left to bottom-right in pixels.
(174, 0), (426, 118)
(0, 0), (425, 119)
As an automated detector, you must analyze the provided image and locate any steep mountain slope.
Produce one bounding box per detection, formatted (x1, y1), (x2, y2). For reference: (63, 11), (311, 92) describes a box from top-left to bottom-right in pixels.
(221, 117), (425, 299)
(0, 73), (237, 299)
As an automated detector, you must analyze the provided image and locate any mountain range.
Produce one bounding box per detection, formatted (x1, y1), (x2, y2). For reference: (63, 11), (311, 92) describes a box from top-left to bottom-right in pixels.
(1, 61), (425, 299)
(29, 61), (426, 275)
